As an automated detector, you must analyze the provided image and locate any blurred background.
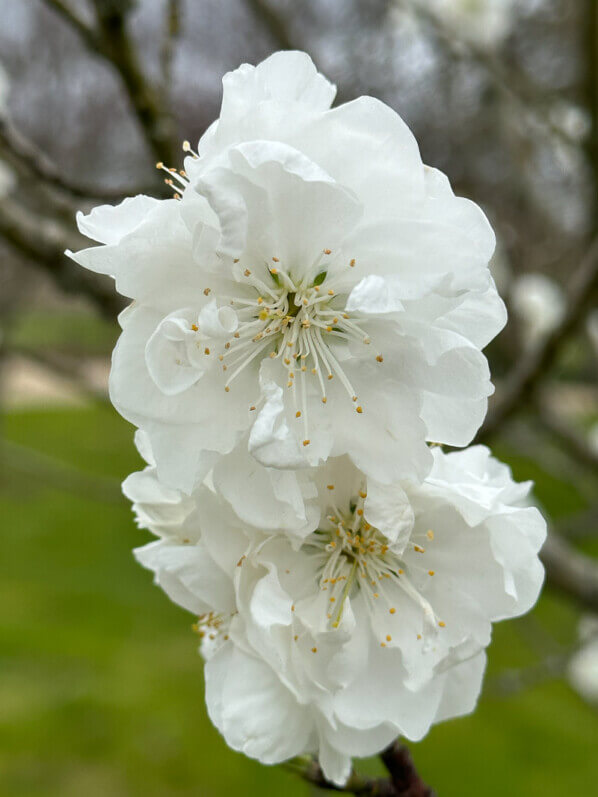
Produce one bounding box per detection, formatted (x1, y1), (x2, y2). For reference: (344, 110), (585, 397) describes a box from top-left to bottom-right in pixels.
(1, 1), (597, 795)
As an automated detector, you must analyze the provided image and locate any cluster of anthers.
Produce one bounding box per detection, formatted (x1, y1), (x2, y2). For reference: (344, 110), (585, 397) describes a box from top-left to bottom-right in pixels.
(192, 611), (230, 643)
(157, 145), (385, 448)
(307, 486), (445, 648)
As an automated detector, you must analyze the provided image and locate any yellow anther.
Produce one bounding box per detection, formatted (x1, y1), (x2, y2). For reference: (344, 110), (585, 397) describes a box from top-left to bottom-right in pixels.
(244, 269), (251, 276)
(204, 347), (210, 355)
(389, 608), (396, 615)
(272, 256), (280, 262)
(324, 248), (332, 254)
(224, 386), (230, 392)
(427, 530), (435, 540)
(249, 405), (256, 411)
(322, 397), (327, 404)
(356, 406), (363, 414)
(414, 545), (425, 553)
(376, 355), (384, 363)
(311, 647), (317, 653)
(203, 288), (211, 296)
(428, 570), (435, 576)
(303, 439), (310, 446)
(296, 411), (302, 418)
(350, 258), (356, 267)
(327, 484), (334, 490)
(386, 635), (392, 642)
(191, 324), (199, 331)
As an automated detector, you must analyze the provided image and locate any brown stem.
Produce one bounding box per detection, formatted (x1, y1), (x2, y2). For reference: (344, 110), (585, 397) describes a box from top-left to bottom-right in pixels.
(380, 741), (435, 797)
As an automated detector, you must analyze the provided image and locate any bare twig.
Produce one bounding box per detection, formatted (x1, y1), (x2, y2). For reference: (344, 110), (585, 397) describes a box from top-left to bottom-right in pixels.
(381, 741), (435, 797)
(0, 117), (158, 203)
(535, 399), (598, 474)
(161, 0), (183, 93)
(43, 0), (98, 51)
(400, 0), (579, 149)
(542, 531), (598, 614)
(42, 0), (176, 163)
(0, 197), (124, 318)
(286, 757), (395, 795)
(286, 743), (433, 796)
(244, 0), (296, 51)
(478, 237), (598, 441)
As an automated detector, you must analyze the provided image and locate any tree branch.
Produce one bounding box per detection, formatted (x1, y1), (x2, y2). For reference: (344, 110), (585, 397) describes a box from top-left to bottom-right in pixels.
(381, 742), (435, 797)
(0, 116), (158, 202)
(542, 531), (598, 614)
(161, 0), (182, 93)
(535, 399), (598, 474)
(244, 0), (296, 51)
(0, 197), (124, 318)
(42, 0), (176, 164)
(478, 236), (598, 441)
(286, 743), (433, 796)
(42, 0), (99, 51)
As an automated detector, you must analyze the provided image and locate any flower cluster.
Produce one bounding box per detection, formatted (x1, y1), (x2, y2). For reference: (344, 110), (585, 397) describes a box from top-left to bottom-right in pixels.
(71, 51), (546, 784)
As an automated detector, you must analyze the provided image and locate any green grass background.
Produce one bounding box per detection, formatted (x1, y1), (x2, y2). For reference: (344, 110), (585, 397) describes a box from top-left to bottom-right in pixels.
(1, 403), (597, 796)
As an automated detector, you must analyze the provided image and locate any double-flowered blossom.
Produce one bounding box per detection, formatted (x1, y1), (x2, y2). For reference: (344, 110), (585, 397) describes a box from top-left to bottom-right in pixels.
(73, 51), (546, 786)
(128, 438), (545, 784)
(70, 51), (505, 492)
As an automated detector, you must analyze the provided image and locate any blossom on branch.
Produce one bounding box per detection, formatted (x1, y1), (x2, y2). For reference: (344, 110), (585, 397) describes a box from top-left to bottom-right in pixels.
(129, 442), (545, 785)
(70, 51), (505, 492)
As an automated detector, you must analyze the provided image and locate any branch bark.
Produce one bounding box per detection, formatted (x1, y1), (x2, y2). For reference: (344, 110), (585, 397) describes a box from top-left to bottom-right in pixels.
(535, 399), (598, 474)
(42, 0), (176, 164)
(0, 197), (124, 318)
(542, 531), (598, 614)
(0, 116), (158, 203)
(288, 743), (433, 796)
(244, 0), (296, 51)
(478, 236), (598, 441)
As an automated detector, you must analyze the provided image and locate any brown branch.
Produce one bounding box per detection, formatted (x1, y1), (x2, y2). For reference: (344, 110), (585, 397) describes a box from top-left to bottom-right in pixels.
(244, 0), (296, 51)
(42, 0), (176, 164)
(478, 237), (598, 441)
(400, 0), (579, 149)
(287, 744), (433, 796)
(288, 757), (395, 795)
(0, 197), (124, 318)
(542, 531), (598, 614)
(381, 742), (435, 797)
(42, 0), (99, 51)
(0, 116), (158, 203)
(535, 399), (598, 474)
(161, 0), (183, 92)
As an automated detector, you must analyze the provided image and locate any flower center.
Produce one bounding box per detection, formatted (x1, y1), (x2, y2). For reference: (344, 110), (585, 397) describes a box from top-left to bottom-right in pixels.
(306, 487), (442, 637)
(209, 256), (378, 444)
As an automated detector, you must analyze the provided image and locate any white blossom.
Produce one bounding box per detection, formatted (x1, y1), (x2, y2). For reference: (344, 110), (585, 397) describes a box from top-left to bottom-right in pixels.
(568, 616), (598, 704)
(129, 443), (545, 784)
(511, 273), (565, 348)
(418, 0), (515, 48)
(70, 51), (505, 492)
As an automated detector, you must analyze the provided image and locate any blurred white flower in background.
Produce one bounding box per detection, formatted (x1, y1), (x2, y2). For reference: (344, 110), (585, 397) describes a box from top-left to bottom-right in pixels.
(568, 616), (598, 705)
(419, 0), (515, 47)
(511, 273), (565, 349)
(586, 309), (598, 360)
(0, 160), (15, 197)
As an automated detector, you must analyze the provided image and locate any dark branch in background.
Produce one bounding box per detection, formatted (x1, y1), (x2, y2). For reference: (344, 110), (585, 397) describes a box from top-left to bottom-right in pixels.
(535, 399), (598, 474)
(381, 742), (435, 797)
(0, 197), (124, 318)
(42, 0), (176, 164)
(244, 0), (297, 51)
(161, 0), (182, 94)
(478, 236), (598, 441)
(0, 117), (158, 203)
(401, 0), (578, 149)
(542, 531), (598, 615)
